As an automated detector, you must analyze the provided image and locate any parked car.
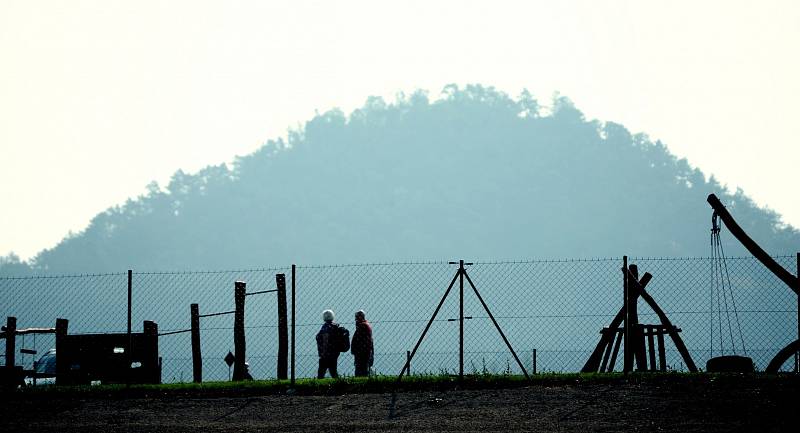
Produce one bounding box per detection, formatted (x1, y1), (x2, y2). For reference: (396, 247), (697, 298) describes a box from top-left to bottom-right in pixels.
(24, 349), (56, 386)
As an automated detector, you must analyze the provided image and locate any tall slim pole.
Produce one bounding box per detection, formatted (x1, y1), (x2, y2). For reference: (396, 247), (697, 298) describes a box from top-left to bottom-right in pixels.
(623, 256), (630, 373)
(291, 264), (296, 385)
(459, 259), (464, 380)
(127, 269), (132, 386)
(796, 252), (799, 373)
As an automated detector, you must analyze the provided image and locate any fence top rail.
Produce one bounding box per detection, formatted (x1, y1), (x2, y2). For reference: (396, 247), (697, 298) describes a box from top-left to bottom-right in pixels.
(0, 271), (127, 281)
(1, 254), (797, 280)
(131, 266), (292, 276)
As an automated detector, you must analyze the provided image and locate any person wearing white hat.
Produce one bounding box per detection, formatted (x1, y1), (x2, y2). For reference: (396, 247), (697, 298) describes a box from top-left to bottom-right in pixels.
(316, 309), (349, 378)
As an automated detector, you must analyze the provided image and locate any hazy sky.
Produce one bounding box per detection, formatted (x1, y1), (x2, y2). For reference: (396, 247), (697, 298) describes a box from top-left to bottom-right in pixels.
(1, 0), (799, 260)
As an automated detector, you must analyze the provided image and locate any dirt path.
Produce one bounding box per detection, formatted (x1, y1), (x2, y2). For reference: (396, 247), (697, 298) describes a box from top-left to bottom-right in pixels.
(3, 377), (799, 432)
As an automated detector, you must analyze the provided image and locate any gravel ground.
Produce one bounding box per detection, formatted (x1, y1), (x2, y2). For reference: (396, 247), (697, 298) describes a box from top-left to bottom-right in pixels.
(2, 376), (799, 432)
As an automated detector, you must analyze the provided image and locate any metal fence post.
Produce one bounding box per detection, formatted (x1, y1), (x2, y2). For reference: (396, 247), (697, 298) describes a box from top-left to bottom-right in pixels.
(459, 259), (464, 380)
(533, 348), (537, 375)
(127, 269), (132, 386)
(291, 264), (296, 385)
(623, 256), (631, 373)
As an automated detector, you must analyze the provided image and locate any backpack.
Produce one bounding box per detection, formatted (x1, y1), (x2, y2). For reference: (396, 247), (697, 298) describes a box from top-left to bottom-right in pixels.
(335, 324), (350, 353)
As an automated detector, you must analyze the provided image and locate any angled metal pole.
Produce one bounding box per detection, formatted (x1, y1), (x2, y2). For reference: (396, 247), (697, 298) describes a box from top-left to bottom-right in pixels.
(463, 271), (531, 380)
(397, 270), (460, 383)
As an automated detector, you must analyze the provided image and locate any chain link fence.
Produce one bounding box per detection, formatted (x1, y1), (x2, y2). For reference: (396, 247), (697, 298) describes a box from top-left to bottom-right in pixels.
(1, 256), (797, 383)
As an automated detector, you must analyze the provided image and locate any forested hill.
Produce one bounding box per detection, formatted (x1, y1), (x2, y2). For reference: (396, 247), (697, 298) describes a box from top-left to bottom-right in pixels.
(3, 85), (798, 275)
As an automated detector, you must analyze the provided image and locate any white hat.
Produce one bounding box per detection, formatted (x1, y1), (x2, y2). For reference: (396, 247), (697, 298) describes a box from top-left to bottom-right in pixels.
(322, 309), (335, 322)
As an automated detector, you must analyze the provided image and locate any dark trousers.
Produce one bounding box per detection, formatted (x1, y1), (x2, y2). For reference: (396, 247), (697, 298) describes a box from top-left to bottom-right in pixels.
(354, 354), (371, 377)
(317, 357), (338, 379)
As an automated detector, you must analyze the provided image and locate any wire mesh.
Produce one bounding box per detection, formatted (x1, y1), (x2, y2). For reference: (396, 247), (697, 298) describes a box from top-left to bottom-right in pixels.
(0, 256), (797, 383)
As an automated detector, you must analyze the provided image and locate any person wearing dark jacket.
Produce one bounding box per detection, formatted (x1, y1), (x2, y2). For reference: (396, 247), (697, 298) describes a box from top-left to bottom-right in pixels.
(316, 309), (341, 378)
(351, 310), (374, 377)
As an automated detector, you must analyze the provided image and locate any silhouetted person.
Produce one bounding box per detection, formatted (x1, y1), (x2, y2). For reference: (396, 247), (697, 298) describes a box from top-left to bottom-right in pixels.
(316, 309), (344, 379)
(351, 310), (374, 377)
(243, 361), (254, 381)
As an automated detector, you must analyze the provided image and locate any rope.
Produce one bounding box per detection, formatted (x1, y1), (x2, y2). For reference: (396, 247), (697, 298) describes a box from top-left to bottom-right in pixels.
(710, 218), (748, 356)
(718, 234), (747, 355)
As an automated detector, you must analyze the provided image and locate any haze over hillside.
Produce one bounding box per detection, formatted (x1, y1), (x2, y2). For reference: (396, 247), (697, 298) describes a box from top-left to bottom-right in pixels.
(2, 85), (798, 275)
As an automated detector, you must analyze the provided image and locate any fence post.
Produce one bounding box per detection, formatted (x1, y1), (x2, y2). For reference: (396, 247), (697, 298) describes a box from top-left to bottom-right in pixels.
(629, 265), (646, 371)
(232, 281), (246, 381)
(407, 350), (412, 375)
(459, 259), (464, 380)
(55, 318), (68, 385)
(127, 270), (132, 387)
(4, 317), (16, 369)
(190, 303), (202, 383)
(291, 264), (296, 385)
(143, 320), (159, 383)
(796, 252), (799, 374)
(623, 256), (631, 373)
(532, 348), (537, 375)
(276, 273), (288, 380)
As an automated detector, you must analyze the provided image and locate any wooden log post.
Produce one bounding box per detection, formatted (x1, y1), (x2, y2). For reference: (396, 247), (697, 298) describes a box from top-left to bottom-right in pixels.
(657, 328), (667, 371)
(4, 317), (16, 369)
(582, 307), (624, 373)
(190, 303), (202, 383)
(55, 318), (68, 385)
(628, 265), (647, 371)
(276, 273), (288, 380)
(291, 264), (296, 385)
(600, 329), (615, 372)
(608, 330), (624, 372)
(143, 321), (160, 384)
(232, 281), (246, 381)
(646, 325), (657, 371)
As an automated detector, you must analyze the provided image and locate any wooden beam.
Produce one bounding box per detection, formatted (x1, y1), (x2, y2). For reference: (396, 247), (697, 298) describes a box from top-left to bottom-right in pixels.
(708, 194), (798, 294)
(627, 268), (698, 372)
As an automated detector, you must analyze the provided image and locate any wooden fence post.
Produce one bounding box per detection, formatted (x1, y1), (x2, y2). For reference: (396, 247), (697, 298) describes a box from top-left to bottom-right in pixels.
(623, 256), (631, 373)
(4, 317), (15, 369)
(232, 281), (246, 381)
(143, 320), (159, 384)
(190, 303), (202, 383)
(55, 318), (68, 385)
(276, 274), (288, 380)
